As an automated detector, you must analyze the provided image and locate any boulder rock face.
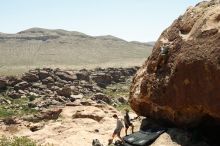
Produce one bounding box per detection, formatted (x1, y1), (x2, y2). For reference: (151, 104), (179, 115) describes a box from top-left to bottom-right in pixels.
(129, 0), (220, 127)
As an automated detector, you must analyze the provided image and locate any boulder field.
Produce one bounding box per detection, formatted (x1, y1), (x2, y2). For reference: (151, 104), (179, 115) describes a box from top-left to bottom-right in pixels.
(0, 67), (138, 109)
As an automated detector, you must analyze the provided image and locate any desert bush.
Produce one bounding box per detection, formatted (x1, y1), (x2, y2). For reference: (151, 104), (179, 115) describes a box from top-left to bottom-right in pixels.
(0, 136), (36, 146)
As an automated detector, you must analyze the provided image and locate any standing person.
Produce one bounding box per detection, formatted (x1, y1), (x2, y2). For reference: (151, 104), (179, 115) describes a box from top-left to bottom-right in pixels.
(109, 114), (124, 145)
(124, 109), (134, 136)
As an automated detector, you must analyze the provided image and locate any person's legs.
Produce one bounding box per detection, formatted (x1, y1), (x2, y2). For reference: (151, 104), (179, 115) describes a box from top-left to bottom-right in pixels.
(131, 124), (134, 134)
(125, 128), (128, 136)
(125, 124), (129, 136)
(117, 129), (125, 143)
(112, 133), (116, 139)
(127, 123), (134, 134)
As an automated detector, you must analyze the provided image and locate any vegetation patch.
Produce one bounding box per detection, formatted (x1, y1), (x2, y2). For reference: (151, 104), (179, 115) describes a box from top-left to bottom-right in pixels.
(103, 80), (130, 98)
(103, 79), (134, 112)
(0, 95), (38, 119)
(115, 103), (132, 112)
(0, 136), (37, 146)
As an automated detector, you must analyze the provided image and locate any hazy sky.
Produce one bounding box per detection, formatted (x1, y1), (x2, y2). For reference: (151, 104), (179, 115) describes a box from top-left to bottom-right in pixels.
(0, 0), (202, 42)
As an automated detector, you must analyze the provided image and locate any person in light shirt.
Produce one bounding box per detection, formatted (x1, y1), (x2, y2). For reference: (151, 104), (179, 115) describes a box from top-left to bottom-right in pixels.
(108, 114), (124, 145)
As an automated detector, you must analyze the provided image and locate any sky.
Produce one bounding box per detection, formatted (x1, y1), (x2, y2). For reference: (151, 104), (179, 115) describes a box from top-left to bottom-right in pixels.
(0, 0), (202, 42)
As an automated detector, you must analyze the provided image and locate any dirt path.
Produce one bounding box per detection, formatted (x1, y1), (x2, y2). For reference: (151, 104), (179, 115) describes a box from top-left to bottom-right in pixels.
(5, 105), (139, 146)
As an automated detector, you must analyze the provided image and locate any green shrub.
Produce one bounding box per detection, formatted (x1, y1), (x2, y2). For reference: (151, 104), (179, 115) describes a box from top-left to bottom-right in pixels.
(115, 103), (132, 112)
(0, 95), (38, 119)
(0, 136), (37, 146)
(28, 95), (37, 102)
(0, 108), (14, 118)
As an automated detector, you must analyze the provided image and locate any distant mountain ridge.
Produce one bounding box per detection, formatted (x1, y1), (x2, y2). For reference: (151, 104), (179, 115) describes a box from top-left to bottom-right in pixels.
(0, 28), (153, 75)
(0, 27), (154, 44)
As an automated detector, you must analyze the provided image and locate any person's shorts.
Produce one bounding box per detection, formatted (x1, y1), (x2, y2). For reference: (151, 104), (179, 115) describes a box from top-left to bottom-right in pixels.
(113, 128), (122, 136)
(125, 123), (133, 129)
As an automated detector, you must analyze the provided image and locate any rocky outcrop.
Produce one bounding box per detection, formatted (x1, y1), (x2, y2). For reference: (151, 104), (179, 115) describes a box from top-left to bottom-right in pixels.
(23, 108), (62, 122)
(129, 0), (220, 127)
(72, 106), (106, 122)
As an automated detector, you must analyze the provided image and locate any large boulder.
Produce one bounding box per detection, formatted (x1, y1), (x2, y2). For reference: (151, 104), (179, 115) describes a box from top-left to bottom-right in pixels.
(129, 0), (220, 127)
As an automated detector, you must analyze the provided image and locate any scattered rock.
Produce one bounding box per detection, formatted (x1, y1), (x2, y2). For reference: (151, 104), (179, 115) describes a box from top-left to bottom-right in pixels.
(66, 101), (82, 106)
(14, 81), (29, 90)
(32, 82), (47, 89)
(38, 70), (50, 80)
(91, 93), (112, 104)
(8, 91), (22, 99)
(94, 129), (99, 133)
(6, 76), (21, 86)
(117, 96), (127, 104)
(3, 117), (19, 125)
(76, 71), (90, 81)
(80, 99), (95, 106)
(21, 73), (39, 82)
(55, 71), (77, 82)
(42, 76), (54, 84)
(57, 86), (71, 97)
(91, 73), (112, 88)
(92, 139), (103, 146)
(30, 123), (44, 132)
(70, 94), (83, 100)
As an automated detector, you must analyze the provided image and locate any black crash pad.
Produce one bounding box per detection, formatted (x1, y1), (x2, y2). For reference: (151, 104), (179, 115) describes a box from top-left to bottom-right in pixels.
(123, 130), (165, 146)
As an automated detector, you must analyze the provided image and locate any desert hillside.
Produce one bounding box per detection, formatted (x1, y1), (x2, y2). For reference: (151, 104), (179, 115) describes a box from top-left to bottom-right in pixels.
(0, 28), (153, 75)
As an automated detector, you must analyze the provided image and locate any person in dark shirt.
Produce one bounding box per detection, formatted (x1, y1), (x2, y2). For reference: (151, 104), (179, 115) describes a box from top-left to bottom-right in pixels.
(124, 109), (134, 136)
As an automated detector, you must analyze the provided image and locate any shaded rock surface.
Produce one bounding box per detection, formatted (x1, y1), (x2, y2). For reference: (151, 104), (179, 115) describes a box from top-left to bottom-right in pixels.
(130, 0), (220, 127)
(0, 78), (7, 90)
